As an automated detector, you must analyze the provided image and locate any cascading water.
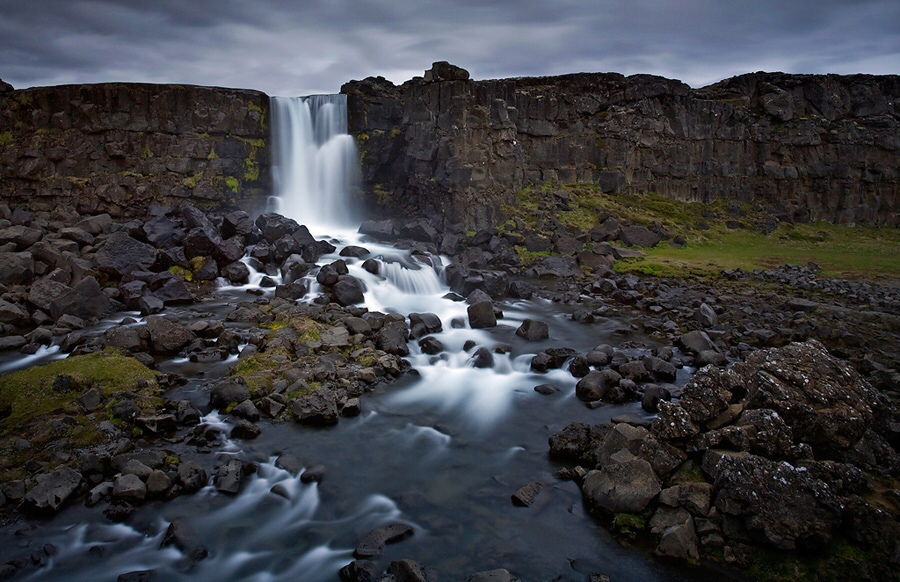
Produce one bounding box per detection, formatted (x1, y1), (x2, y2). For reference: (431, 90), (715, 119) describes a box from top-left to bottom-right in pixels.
(0, 94), (713, 582)
(271, 95), (359, 231)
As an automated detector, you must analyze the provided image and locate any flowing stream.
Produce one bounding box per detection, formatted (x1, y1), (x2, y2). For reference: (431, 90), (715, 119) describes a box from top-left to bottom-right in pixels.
(0, 96), (715, 581)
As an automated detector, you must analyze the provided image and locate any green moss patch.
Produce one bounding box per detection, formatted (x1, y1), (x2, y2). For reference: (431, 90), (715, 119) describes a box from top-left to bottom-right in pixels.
(0, 349), (158, 435)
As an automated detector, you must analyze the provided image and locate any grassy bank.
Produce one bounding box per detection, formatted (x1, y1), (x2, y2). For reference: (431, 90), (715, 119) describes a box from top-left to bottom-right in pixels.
(506, 184), (900, 281)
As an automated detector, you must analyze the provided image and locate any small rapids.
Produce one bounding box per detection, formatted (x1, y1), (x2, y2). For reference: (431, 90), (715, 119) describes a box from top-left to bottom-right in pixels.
(0, 93), (709, 582)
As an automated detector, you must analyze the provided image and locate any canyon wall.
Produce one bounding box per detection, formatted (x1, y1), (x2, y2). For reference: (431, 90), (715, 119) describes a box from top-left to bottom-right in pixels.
(342, 63), (899, 229)
(0, 80), (270, 217)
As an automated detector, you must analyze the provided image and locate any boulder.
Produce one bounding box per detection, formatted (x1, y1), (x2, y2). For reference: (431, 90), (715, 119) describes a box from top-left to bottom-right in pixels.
(677, 330), (718, 354)
(0, 299), (31, 327)
(25, 466), (82, 513)
(332, 276), (366, 306)
(467, 300), (497, 328)
(511, 482), (542, 507)
(146, 315), (195, 354)
(0, 251), (34, 284)
(209, 377), (251, 410)
(292, 390), (339, 425)
(409, 312), (442, 339)
(255, 213), (300, 243)
(619, 226), (662, 248)
(576, 369), (621, 401)
(177, 461), (208, 493)
(354, 523), (414, 558)
(714, 454), (841, 550)
(214, 459), (244, 494)
(94, 232), (158, 276)
(113, 474), (147, 502)
(376, 321), (410, 356)
(515, 318), (549, 341)
(582, 458), (661, 514)
(49, 276), (110, 322)
(27, 278), (70, 308)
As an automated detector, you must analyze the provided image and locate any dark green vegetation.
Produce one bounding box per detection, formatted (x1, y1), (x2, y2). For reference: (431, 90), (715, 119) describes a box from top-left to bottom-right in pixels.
(506, 183), (899, 280)
(0, 349), (157, 433)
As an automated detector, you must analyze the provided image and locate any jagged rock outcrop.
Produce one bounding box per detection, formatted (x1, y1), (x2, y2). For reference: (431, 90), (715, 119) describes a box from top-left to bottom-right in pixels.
(0, 83), (270, 216)
(343, 62), (899, 228)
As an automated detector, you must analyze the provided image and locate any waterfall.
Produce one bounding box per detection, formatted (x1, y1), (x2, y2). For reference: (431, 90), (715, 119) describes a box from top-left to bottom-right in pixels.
(270, 95), (359, 230)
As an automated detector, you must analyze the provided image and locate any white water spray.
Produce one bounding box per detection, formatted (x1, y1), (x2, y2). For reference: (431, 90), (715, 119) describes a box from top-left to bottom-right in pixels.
(271, 95), (359, 230)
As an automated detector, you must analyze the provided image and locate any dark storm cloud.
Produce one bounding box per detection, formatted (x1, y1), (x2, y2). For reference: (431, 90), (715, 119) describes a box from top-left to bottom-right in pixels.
(1, 0), (897, 95)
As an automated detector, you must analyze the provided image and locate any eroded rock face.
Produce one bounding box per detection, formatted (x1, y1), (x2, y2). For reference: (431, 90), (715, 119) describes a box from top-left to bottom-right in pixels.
(0, 83), (271, 216)
(343, 67), (899, 228)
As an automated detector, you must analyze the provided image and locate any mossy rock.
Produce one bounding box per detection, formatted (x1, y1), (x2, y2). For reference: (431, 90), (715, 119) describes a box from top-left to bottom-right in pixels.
(0, 349), (158, 435)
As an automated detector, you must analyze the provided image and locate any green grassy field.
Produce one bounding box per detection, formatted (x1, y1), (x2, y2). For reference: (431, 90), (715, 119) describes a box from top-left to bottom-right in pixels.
(506, 184), (900, 281)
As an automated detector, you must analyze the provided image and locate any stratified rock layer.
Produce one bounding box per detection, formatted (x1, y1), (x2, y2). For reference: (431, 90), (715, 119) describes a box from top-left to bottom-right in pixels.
(343, 63), (899, 228)
(0, 83), (270, 216)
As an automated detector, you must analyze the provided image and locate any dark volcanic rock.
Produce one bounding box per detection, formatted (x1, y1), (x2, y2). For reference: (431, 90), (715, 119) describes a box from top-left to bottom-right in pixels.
(354, 523), (414, 558)
(94, 231), (158, 276)
(146, 315), (195, 354)
(467, 300), (497, 328)
(714, 454), (841, 549)
(292, 390), (339, 425)
(49, 276), (110, 322)
(24, 466), (82, 513)
(515, 318), (549, 341)
(582, 458), (661, 514)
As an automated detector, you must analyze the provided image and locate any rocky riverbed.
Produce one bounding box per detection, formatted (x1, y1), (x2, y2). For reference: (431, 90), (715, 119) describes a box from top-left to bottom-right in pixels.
(0, 202), (897, 581)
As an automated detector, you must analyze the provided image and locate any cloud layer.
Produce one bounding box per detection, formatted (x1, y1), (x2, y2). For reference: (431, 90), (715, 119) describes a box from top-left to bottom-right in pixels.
(2, 0), (898, 95)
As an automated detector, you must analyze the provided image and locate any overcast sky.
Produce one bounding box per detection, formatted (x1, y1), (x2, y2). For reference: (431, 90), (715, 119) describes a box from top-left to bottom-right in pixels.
(1, 0), (897, 95)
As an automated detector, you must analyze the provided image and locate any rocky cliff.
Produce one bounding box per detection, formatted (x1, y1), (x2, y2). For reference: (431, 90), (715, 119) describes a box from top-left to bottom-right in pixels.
(0, 80), (270, 217)
(343, 63), (899, 229)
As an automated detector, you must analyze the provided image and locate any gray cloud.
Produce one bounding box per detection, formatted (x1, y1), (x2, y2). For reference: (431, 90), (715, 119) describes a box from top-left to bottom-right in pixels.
(1, 0), (897, 95)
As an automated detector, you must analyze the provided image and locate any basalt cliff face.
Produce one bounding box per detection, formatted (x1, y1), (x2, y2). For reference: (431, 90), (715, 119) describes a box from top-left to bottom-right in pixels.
(342, 63), (899, 229)
(0, 80), (270, 217)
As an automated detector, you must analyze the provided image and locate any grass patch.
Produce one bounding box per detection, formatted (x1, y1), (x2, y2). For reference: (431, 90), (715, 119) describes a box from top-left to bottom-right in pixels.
(0, 349), (157, 435)
(616, 221), (900, 280)
(747, 538), (877, 582)
(0, 131), (13, 147)
(513, 246), (553, 264)
(668, 462), (709, 485)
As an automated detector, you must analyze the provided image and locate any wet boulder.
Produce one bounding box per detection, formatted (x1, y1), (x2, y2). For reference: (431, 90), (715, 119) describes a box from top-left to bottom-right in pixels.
(255, 213), (301, 244)
(222, 261), (250, 285)
(359, 219), (397, 240)
(146, 315), (195, 354)
(177, 461), (208, 493)
(354, 523), (414, 558)
(467, 300), (497, 328)
(209, 377), (251, 410)
(471, 346), (494, 368)
(376, 320), (410, 356)
(582, 458), (661, 514)
(418, 336), (445, 355)
(340, 245), (370, 258)
(291, 390), (339, 425)
(332, 275), (366, 306)
(515, 319), (549, 341)
(25, 466), (82, 513)
(575, 369), (621, 401)
(214, 459), (244, 494)
(409, 312), (442, 339)
(548, 422), (592, 460)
